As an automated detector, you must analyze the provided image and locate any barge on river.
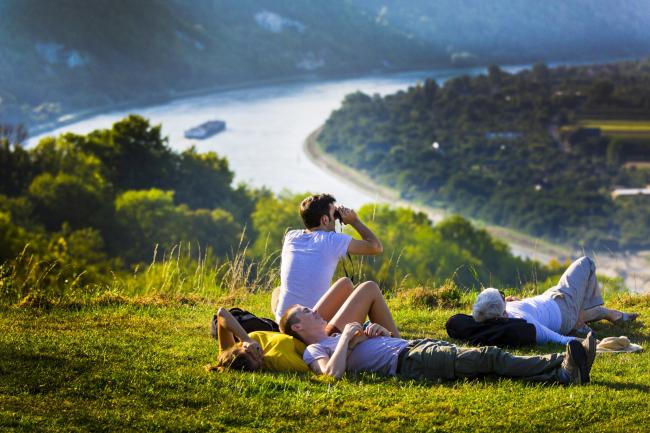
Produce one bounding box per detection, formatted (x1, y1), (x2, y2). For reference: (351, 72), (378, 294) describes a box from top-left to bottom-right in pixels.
(184, 120), (226, 139)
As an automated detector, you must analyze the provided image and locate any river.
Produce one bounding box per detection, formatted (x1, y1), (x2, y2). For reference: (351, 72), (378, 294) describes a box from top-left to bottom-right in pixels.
(27, 63), (650, 291)
(28, 65), (524, 207)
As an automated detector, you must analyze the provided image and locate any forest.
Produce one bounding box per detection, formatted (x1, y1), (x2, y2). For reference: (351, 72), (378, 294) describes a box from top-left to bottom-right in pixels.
(318, 60), (650, 251)
(0, 116), (556, 305)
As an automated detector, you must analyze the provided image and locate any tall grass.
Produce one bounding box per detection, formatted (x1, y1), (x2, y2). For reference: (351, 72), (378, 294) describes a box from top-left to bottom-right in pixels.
(0, 240), (282, 307)
(0, 238), (631, 308)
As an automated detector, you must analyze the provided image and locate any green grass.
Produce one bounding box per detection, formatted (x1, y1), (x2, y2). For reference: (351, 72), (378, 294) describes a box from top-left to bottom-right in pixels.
(2, 292), (650, 432)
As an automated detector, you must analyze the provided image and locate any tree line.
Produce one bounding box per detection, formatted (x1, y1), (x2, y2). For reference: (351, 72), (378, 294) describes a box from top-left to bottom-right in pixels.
(1, 116), (555, 303)
(318, 59), (650, 251)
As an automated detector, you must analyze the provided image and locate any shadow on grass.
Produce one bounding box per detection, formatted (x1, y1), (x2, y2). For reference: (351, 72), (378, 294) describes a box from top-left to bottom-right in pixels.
(590, 320), (648, 342)
(0, 344), (92, 395)
(593, 380), (650, 392)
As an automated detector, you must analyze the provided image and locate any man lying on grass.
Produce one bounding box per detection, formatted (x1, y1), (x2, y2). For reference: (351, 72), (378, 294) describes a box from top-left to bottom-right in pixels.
(472, 256), (639, 345)
(214, 281), (398, 371)
(280, 305), (597, 385)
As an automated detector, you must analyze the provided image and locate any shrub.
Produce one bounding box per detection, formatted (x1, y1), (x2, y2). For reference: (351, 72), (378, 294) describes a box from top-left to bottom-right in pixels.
(396, 280), (463, 309)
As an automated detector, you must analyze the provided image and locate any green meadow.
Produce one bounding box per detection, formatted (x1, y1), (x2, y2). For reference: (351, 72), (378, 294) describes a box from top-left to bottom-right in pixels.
(2, 289), (650, 433)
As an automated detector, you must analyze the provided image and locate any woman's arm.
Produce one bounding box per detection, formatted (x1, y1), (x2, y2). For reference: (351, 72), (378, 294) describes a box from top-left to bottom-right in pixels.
(216, 307), (255, 352)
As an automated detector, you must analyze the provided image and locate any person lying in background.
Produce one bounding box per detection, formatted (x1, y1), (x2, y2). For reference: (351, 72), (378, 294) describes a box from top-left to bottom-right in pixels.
(472, 256), (639, 345)
(213, 281), (399, 372)
(281, 305), (597, 386)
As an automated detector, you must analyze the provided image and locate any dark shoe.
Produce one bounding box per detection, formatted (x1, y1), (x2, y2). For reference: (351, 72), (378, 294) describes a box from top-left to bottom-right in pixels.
(210, 314), (218, 339)
(561, 340), (589, 385)
(581, 332), (597, 376)
(613, 312), (639, 326)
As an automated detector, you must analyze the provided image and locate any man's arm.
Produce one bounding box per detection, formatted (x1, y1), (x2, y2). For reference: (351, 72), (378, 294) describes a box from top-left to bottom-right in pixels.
(309, 322), (362, 378)
(339, 208), (383, 255)
(528, 317), (576, 345)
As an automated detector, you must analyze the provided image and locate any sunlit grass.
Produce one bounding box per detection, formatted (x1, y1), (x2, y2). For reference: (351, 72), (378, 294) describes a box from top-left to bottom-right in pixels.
(1, 293), (649, 432)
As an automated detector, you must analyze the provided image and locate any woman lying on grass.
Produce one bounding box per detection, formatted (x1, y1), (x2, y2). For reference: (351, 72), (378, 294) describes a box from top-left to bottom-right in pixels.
(214, 280), (399, 372)
(472, 256), (639, 345)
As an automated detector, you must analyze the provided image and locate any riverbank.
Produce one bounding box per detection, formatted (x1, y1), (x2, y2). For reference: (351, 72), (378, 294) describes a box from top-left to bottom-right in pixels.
(304, 127), (650, 292)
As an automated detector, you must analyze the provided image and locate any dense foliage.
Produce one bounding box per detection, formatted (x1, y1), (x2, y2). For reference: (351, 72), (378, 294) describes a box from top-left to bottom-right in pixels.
(319, 60), (650, 251)
(0, 115), (255, 298)
(247, 193), (552, 290)
(1, 116), (554, 303)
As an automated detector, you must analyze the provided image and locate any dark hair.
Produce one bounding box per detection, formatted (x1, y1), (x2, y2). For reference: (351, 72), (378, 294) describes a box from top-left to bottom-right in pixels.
(300, 194), (336, 229)
(279, 305), (305, 343)
(215, 344), (258, 371)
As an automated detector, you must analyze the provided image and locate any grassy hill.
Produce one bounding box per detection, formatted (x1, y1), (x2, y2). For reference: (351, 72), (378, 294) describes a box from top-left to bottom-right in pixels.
(2, 290), (649, 432)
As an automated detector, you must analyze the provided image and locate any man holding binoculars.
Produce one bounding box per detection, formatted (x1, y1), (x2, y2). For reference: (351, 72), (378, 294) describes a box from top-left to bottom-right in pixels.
(273, 193), (383, 322)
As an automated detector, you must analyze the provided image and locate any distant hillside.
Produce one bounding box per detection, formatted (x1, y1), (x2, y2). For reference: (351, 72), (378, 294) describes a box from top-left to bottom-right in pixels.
(2, 0), (650, 130)
(355, 0), (650, 66)
(0, 0), (437, 128)
(318, 60), (650, 251)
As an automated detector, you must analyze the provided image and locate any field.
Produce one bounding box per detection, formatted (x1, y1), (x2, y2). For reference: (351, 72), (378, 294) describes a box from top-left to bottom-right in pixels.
(561, 120), (650, 141)
(2, 291), (650, 433)
(578, 120), (650, 137)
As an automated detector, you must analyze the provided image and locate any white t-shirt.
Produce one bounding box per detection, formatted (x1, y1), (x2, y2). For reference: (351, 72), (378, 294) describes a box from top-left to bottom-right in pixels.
(275, 229), (352, 321)
(506, 294), (576, 345)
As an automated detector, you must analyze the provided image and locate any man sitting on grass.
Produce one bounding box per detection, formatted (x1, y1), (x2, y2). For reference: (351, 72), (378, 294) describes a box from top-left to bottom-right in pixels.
(280, 305), (597, 385)
(273, 193), (383, 322)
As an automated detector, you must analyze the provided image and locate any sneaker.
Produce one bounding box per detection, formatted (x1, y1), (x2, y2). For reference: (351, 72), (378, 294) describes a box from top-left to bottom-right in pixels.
(210, 314), (218, 339)
(581, 331), (597, 377)
(560, 340), (589, 385)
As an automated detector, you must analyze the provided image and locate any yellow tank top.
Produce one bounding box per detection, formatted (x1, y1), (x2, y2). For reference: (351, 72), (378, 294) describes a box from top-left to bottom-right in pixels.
(249, 331), (309, 372)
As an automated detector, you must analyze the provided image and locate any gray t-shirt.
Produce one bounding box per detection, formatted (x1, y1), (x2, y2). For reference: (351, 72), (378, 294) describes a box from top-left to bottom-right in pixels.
(303, 335), (409, 376)
(275, 230), (352, 321)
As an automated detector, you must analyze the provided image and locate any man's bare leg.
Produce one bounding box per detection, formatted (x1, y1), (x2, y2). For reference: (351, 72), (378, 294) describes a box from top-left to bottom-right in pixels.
(312, 277), (355, 322)
(582, 306), (639, 324)
(328, 281), (399, 337)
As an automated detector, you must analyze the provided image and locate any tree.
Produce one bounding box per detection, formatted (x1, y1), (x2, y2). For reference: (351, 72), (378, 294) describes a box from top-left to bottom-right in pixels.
(172, 147), (234, 210)
(114, 189), (242, 263)
(0, 124), (33, 196)
(83, 115), (176, 192)
(249, 191), (304, 258)
(28, 173), (110, 231)
(587, 80), (615, 105)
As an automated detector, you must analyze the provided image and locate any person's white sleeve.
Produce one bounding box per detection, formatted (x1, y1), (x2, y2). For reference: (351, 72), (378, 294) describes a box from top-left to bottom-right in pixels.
(328, 232), (352, 258)
(530, 318), (576, 345)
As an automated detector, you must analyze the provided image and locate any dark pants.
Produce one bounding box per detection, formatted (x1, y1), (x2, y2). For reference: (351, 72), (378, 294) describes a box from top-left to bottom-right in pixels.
(398, 339), (564, 383)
